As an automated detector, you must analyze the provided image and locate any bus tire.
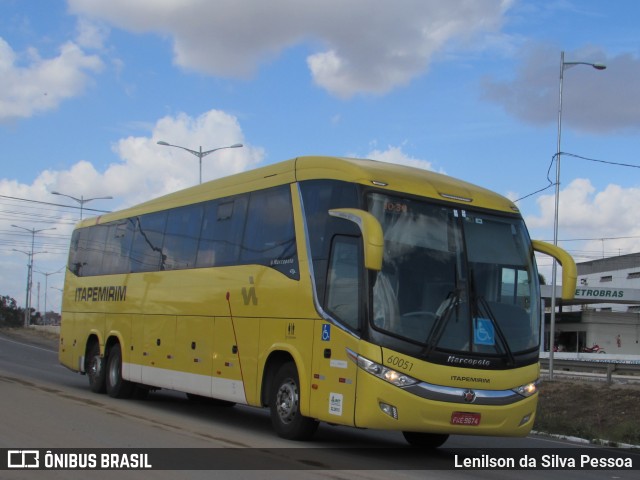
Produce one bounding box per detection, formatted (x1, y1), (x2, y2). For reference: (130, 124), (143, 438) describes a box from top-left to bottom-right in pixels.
(402, 431), (449, 448)
(105, 343), (135, 399)
(269, 362), (318, 440)
(86, 341), (106, 394)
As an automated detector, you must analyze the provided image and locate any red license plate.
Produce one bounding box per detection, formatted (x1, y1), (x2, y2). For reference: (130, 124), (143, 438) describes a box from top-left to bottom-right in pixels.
(451, 412), (481, 426)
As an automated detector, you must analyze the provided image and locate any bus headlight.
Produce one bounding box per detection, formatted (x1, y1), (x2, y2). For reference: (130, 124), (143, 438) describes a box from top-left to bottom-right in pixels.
(348, 350), (419, 387)
(511, 380), (539, 398)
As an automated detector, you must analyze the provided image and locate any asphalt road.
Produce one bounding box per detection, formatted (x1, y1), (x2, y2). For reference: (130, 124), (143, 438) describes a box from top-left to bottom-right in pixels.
(0, 331), (637, 479)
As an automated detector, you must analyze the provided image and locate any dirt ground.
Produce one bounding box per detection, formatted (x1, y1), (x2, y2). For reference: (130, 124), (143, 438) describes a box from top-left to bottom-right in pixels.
(2, 326), (639, 446)
(536, 379), (640, 446)
(1, 326), (60, 350)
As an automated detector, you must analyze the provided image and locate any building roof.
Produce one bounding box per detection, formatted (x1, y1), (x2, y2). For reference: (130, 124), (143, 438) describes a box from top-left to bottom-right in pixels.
(577, 252), (640, 276)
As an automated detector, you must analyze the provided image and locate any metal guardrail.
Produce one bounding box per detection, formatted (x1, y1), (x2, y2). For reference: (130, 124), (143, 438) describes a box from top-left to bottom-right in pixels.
(540, 357), (640, 384)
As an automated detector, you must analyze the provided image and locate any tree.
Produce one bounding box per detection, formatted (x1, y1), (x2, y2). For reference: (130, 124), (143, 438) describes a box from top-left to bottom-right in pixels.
(0, 295), (24, 327)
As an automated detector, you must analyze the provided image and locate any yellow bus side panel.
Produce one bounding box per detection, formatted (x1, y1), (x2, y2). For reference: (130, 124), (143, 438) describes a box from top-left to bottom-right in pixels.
(213, 317), (248, 403)
(59, 312), (77, 371)
(141, 315), (177, 382)
(308, 320), (359, 426)
(129, 313), (144, 383)
(175, 316), (215, 378)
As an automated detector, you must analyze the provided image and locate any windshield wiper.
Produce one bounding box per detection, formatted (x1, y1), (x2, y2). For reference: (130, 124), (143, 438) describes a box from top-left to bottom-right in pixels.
(423, 289), (461, 356)
(476, 296), (516, 367)
(467, 268), (516, 367)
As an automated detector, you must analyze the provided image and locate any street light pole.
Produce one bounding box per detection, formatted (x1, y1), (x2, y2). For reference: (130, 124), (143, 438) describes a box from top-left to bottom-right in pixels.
(35, 268), (63, 324)
(548, 51), (605, 380)
(157, 141), (243, 184)
(13, 249), (32, 327)
(51, 192), (113, 220)
(11, 224), (56, 326)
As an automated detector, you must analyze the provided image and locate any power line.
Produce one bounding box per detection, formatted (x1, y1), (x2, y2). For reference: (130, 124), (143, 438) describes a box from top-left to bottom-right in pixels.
(561, 152), (640, 170)
(0, 194), (111, 215)
(539, 235), (640, 243)
(514, 151), (640, 202)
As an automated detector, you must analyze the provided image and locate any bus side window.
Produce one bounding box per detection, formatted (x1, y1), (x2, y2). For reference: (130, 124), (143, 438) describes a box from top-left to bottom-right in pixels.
(130, 212), (168, 273)
(197, 195), (247, 267)
(110, 220), (135, 274)
(82, 223), (109, 276)
(164, 204), (204, 270)
(241, 185), (298, 278)
(326, 236), (361, 330)
(68, 229), (83, 276)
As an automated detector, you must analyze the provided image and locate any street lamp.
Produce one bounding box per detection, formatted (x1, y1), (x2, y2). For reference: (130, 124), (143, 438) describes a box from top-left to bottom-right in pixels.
(35, 267), (63, 324)
(11, 224), (55, 326)
(157, 140), (243, 184)
(548, 51), (606, 380)
(51, 191), (113, 220)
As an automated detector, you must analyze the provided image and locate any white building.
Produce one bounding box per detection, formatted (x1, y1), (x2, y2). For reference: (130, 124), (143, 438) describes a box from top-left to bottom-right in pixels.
(575, 252), (640, 312)
(542, 252), (640, 355)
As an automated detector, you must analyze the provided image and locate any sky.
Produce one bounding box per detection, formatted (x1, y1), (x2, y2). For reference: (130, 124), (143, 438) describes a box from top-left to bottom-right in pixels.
(1, 0), (640, 314)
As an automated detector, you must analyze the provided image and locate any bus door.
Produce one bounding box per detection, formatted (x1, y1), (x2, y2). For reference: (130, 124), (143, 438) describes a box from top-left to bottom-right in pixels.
(309, 235), (361, 425)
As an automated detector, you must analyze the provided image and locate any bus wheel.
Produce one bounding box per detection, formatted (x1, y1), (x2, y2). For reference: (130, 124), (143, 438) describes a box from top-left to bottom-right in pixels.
(269, 363), (318, 440)
(86, 341), (106, 394)
(105, 343), (135, 399)
(402, 431), (449, 448)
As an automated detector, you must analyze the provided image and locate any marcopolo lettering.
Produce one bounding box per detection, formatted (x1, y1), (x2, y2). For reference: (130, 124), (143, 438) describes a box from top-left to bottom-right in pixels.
(447, 355), (491, 367)
(574, 288), (624, 299)
(75, 286), (127, 302)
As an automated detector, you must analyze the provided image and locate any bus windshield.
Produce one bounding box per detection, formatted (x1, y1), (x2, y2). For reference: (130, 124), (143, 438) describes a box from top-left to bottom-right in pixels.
(368, 192), (540, 359)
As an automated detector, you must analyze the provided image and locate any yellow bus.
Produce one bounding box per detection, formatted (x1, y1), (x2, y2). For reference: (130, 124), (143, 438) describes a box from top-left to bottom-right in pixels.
(59, 156), (576, 447)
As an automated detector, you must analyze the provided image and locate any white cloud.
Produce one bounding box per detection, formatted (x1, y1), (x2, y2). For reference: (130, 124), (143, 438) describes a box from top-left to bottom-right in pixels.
(68, 0), (512, 97)
(482, 44), (640, 133)
(0, 37), (103, 123)
(365, 145), (439, 172)
(0, 109), (262, 305)
(75, 17), (110, 50)
(526, 178), (640, 261)
(109, 111), (262, 206)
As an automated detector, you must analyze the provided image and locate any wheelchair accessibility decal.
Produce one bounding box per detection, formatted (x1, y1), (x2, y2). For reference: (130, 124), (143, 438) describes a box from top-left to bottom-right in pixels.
(473, 318), (495, 346)
(321, 324), (331, 342)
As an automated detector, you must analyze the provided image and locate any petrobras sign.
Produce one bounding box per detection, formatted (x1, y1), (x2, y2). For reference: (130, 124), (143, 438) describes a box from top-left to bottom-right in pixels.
(574, 287), (626, 300)
(541, 285), (640, 303)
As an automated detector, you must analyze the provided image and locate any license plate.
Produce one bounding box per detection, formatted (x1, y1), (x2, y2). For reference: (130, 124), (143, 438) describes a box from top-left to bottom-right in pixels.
(451, 412), (481, 426)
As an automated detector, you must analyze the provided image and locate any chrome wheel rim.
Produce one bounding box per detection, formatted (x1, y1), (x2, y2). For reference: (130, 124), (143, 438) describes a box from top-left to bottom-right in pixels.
(275, 378), (298, 424)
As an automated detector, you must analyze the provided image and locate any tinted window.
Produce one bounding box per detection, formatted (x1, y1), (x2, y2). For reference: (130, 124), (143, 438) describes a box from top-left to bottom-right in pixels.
(103, 220), (135, 275)
(164, 204), (203, 270)
(68, 185), (300, 279)
(130, 212), (167, 272)
(81, 223), (110, 276)
(299, 180), (360, 300)
(68, 229), (83, 276)
(241, 185), (298, 279)
(197, 196), (248, 267)
(326, 236), (361, 330)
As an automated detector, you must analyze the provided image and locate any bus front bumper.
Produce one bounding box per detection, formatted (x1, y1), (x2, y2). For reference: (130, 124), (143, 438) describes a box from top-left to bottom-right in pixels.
(354, 370), (537, 437)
